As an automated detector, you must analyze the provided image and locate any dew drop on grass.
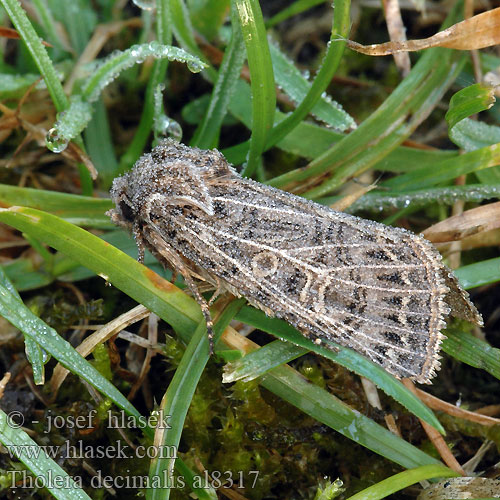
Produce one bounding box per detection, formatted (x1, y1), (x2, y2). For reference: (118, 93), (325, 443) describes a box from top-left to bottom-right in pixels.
(131, 0), (155, 10)
(187, 60), (204, 73)
(45, 128), (68, 153)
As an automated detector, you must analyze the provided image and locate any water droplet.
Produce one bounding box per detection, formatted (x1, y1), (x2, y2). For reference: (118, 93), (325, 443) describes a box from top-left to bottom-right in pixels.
(45, 128), (68, 153)
(161, 117), (182, 141)
(131, 0), (155, 10)
(149, 40), (160, 52)
(187, 60), (204, 73)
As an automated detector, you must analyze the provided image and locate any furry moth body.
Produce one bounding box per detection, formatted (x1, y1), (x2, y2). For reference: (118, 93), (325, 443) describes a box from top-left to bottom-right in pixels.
(109, 140), (482, 383)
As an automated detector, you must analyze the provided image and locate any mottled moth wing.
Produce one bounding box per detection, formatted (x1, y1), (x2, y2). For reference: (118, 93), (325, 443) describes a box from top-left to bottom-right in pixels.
(109, 141), (482, 383)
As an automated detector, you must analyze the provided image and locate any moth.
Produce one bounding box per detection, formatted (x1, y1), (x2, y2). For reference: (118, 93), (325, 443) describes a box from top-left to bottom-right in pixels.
(108, 140), (482, 383)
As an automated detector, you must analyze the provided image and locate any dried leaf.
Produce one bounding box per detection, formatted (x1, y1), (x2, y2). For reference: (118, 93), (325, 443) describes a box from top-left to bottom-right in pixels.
(423, 201), (500, 243)
(348, 7), (500, 55)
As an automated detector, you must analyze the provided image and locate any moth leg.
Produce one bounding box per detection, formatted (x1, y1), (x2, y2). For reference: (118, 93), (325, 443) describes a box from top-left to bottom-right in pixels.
(132, 221), (145, 264)
(180, 268), (215, 354)
(208, 278), (224, 307)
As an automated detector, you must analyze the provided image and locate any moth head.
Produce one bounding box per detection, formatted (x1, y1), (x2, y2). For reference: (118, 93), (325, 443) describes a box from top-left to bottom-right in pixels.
(108, 174), (137, 227)
(109, 140), (235, 221)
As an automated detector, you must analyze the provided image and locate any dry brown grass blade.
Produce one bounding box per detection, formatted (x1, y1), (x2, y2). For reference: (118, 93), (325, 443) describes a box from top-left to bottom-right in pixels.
(0, 26), (52, 47)
(49, 305), (150, 396)
(382, 0), (411, 75)
(402, 379), (465, 475)
(415, 388), (500, 426)
(347, 7), (500, 55)
(423, 201), (500, 243)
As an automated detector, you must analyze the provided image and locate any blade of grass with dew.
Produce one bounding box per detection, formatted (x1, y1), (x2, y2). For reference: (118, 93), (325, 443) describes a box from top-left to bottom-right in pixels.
(235, 0), (276, 177)
(267, 5), (466, 197)
(52, 44), (206, 149)
(267, 0), (354, 141)
(345, 464), (459, 500)
(443, 330), (500, 381)
(0, 263), (46, 384)
(234, 306), (444, 433)
(147, 299), (244, 500)
(169, 0), (205, 63)
(119, 0), (173, 172)
(332, 184), (500, 213)
(0, 184), (113, 227)
(191, 3), (245, 149)
(0, 0), (67, 110)
(0, 409), (92, 500)
(381, 143), (500, 191)
(0, 265), (140, 418)
(24, 336), (46, 385)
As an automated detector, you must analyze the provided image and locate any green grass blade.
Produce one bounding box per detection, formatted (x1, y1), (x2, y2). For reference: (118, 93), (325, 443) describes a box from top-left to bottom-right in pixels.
(146, 300), (244, 500)
(0, 184), (113, 227)
(0, 265), (141, 419)
(455, 257), (500, 289)
(191, 4), (246, 149)
(266, 0), (353, 148)
(236, 0), (276, 177)
(345, 464), (459, 500)
(268, 38), (354, 133)
(443, 330), (500, 381)
(266, 0), (325, 28)
(84, 99), (118, 188)
(223, 340), (307, 383)
(382, 143), (500, 191)
(0, 0), (68, 110)
(446, 83), (496, 131)
(0, 409), (92, 500)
